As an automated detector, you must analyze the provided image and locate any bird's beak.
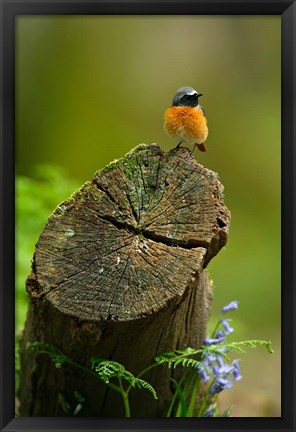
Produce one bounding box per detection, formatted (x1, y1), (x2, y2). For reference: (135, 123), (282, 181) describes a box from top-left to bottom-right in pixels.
(197, 93), (203, 98)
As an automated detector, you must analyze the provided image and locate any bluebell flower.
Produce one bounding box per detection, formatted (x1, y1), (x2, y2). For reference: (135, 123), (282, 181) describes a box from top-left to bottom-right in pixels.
(232, 359), (242, 381)
(212, 364), (219, 376)
(221, 319), (234, 335)
(196, 300), (244, 417)
(204, 408), (215, 417)
(200, 369), (210, 383)
(215, 330), (225, 339)
(203, 334), (226, 345)
(196, 361), (210, 382)
(210, 377), (233, 395)
(218, 363), (234, 375)
(216, 356), (224, 368)
(221, 301), (239, 314)
(205, 352), (216, 363)
(214, 355), (233, 375)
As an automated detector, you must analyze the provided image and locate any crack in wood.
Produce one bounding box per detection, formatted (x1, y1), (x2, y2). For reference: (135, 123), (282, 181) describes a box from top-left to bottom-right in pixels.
(94, 212), (210, 251)
(30, 144), (230, 321)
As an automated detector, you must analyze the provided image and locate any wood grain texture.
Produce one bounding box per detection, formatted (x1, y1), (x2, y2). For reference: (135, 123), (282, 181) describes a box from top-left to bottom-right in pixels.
(19, 144), (230, 416)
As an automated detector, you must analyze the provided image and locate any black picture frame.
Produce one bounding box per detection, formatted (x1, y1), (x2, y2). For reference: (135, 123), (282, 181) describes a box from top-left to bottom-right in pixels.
(0, 0), (295, 431)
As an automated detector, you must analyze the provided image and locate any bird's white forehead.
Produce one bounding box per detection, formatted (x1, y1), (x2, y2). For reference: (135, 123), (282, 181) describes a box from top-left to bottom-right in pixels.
(187, 90), (197, 95)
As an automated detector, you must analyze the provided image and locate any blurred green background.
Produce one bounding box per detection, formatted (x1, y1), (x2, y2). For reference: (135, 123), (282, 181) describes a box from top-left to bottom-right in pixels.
(15, 16), (281, 416)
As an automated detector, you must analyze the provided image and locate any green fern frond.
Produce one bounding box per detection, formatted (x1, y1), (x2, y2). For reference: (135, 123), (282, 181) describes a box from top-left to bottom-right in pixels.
(235, 339), (274, 353)
(134, 378), (158, 400)
(155, 350), (210, 373)
(175, 347), (197, 356)
(27, 341), (69, 368)
(92, 359), (126, 384)
(200, 345), (232, 360)
(204, 340), (274, 357)
(91, 358), (157, 399)
(121, 370), (137, 387)
(155, 339), (273, 371)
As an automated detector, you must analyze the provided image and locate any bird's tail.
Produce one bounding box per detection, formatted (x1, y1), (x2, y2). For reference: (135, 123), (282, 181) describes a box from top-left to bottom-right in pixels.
(196, 143), (206, 152)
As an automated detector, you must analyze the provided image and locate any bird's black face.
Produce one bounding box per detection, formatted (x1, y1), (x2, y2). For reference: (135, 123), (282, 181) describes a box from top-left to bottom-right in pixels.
(172, 86), (203, 107)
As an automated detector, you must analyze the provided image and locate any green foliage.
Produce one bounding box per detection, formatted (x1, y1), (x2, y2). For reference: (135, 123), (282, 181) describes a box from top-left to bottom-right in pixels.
(16, 166), (80, 332)
(27, 343), (158, 417)
(170, 378), (187, 417)
(58, 390), (85, 416)
(15, 333), (22, 395)
(27, 335), (272, 417)
(155, 347), (210, 371)
(91, 357), (158, 400)
(91, 358), (126, 384)
(155, 339), (272, 369)
(58, 391), (85, 416)
(154, 339), (273, 417)
(57, 392), (71, 415)
(202, 339), (274, 360)
(26, 341), (70, 369)
(222, 405), (233, 417)
(134, 378), (158, 400)
(74, 390), (85, 405)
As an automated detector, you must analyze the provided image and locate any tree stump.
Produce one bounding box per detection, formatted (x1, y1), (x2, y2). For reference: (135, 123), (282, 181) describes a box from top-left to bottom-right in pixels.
(19, 144), (230, 417)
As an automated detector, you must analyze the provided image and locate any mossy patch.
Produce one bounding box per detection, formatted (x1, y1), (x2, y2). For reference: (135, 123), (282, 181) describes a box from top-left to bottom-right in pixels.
(103, 159), (120, 173)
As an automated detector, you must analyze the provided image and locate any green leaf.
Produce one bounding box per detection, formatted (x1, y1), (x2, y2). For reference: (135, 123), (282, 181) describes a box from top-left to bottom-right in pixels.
(57, 393), (71, 415)
(170, 378), (187, 417)
(74, 391), (85, 404)
(221, 405), (233, 417)
(186, 374), (201, 417)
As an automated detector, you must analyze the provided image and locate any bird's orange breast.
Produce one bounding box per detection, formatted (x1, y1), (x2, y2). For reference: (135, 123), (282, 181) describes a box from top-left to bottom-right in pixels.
(164, 106), (208, 144)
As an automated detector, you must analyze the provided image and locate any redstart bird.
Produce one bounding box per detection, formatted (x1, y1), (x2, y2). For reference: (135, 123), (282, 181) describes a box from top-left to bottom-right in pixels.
(164, 86), (208, 152)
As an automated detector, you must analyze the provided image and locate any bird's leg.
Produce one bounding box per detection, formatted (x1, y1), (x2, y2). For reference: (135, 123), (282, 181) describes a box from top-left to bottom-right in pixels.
(176, 141), (182, 148)
(192, 143), (197, 152)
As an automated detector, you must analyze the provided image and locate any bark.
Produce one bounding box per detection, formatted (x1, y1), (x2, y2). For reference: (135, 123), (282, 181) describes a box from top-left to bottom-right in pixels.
(19, 144), (230, 417)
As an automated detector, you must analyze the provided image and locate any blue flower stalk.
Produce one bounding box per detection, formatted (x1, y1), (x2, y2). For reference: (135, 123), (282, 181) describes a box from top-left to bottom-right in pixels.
(196, 300), (242, 417)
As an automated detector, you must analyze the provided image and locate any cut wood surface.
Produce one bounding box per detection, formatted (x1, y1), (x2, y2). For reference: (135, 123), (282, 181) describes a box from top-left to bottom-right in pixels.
(20, 144), (231, 416)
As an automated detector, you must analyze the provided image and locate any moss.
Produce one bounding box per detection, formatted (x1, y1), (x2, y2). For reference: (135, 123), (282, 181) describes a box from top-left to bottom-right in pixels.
(100, 150), (142, 180)
(102, 158), (120, 173)
(126, 143), (149, 156)
(123, 144), (161, 180)
(51, 182), (94, 218)
(123, 156), (142, 181)
(52, 144), (163, 219)
(53, 203), (70, 217)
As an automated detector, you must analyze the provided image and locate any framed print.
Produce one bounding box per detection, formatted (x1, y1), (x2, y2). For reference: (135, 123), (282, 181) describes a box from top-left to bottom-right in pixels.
(0, 0), (295, 431)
